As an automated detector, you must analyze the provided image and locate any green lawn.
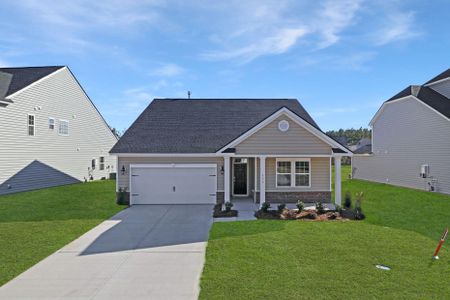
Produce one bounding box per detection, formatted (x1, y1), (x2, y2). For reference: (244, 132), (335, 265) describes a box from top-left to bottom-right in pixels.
(0, 181), (122, 286)
(200, 166), (450, 299)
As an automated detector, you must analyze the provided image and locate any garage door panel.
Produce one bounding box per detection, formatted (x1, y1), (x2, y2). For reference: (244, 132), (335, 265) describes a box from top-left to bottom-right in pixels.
(130, 164), (217, 205)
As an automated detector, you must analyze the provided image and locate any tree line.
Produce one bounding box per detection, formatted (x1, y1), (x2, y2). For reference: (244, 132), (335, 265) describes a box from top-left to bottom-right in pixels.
(326, 127), (371, 145)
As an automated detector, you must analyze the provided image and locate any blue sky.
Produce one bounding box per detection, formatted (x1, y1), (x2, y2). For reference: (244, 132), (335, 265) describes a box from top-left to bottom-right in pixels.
(1, 0), (449, 132)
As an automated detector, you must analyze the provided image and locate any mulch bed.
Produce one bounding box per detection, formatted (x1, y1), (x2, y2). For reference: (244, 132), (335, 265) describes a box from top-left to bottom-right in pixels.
(255, 208), (364, 221)
(213, 204), (238, 218)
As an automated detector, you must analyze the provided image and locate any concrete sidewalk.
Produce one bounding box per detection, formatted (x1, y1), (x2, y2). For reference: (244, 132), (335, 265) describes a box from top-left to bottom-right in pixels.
(0, 205), (213, 300)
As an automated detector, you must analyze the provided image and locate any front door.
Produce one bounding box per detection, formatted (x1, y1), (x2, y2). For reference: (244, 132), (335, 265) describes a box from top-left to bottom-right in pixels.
(233, 158), (248, 195)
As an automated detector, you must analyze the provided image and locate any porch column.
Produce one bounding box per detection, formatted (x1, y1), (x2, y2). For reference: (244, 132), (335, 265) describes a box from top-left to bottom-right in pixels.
(259, 156), (266, 208)
(224, 156), (231, 204)
(334, 156), (342, 206)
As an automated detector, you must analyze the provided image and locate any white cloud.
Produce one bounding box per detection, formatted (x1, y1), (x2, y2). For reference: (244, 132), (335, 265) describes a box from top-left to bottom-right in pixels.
(203, 27), (308, 63)
(200, 0), (363, 63)
(149, 63), (185, 77)
(373, 11), (420, 46)
(315, 0), (362, 48)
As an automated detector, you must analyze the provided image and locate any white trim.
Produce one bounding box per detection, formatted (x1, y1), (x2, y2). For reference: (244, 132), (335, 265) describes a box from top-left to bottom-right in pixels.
(259, 156), (266, 207)
(254, 189), (331, 193)
(27, 113), (35, 136)
(5, 67), (66, 100)
(370, 95), (450, 126)
(113, 153), (333, 158)
(114, 153), (220, 157)
(254, 158), (257, 203)
(216, 107), (351, 154)
(275, 158), (311, 188)
(329, 157), (332, 191)
(130, 163), (217, 169)
(0, 99), (12, 105)
(424, 76), (450, 87)
(224, 156), (231, 203)
(58, 119), (69, 136)
(115, 157), (119, 192)
(231, 158), (249, 197)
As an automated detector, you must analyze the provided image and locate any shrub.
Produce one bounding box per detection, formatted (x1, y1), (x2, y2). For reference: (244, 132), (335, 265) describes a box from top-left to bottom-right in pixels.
(261, 202), (271, 213)
(116, 187), (129, 205)
(335, 204), (342, 214)
(296, 200), (304, 212)
(315, 201), (325, 214)
(344, 191), (352, 209)
(224, 201), (234, 212)
(354, 192), (365, 220)
(277, 203), (286, 213)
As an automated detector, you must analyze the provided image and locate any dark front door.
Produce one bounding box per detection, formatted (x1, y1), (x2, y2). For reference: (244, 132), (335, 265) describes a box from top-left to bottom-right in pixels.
(233, 159), (247, 195)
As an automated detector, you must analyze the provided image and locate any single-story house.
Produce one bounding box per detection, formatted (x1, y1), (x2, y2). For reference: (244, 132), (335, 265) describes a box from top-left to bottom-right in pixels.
(110, 99), (352, 206)
(353, 68), (450, 194)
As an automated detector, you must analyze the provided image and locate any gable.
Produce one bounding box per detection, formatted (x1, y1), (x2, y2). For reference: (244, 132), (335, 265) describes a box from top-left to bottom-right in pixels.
(235, 114), (332, 155)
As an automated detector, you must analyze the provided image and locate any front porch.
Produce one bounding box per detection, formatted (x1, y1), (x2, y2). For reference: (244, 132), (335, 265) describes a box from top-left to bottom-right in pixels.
(222, 155), (344, 208)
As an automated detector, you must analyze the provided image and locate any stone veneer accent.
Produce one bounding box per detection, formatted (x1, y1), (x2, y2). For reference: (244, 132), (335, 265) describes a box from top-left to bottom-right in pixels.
(254, 191), (331, 203)
(216, 192), (224, 204)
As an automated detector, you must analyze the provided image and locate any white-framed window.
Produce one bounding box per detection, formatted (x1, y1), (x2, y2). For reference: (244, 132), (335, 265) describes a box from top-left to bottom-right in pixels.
(276, 158), (311, 188)
(48, 118), (55, 130)
(58, 119), (69, 135)
(27, 114), (35, 136)
(99, 156), (105, 170)
(91, 158), (97, 169)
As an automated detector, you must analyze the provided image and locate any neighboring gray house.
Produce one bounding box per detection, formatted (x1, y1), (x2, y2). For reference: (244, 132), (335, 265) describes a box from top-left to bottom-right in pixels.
(353, 68), (450, 194)
(110, 99), (352, 206)
(350, 138), (372, 156)
(0, 66), (118, 195)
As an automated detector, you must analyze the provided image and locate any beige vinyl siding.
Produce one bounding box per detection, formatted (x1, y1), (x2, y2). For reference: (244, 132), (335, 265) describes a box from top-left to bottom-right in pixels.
(255, 157), (330, 191)
(429, 80), (450, 98)
(353, 97), (450, 195)
(0, 68), (117, 194)
(117, 156), (224, 191)
(235, 115), (331, 155)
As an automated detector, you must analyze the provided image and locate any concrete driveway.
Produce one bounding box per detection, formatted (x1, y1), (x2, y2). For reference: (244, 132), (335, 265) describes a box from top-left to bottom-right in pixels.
(0, 204), (213, 300)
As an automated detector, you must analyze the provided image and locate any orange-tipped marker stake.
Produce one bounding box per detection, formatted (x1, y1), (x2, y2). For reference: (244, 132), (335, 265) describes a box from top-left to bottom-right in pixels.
(433, 227), (448, 260)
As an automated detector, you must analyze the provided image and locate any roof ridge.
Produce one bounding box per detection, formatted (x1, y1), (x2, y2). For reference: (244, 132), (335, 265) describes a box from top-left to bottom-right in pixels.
(0, 66), (65, 70)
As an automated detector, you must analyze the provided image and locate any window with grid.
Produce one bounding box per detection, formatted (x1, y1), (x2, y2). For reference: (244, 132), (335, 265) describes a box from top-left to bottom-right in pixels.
(276, 159), (310, 187)
(28, 114), (35, 136)
(58, 120), (69, 135)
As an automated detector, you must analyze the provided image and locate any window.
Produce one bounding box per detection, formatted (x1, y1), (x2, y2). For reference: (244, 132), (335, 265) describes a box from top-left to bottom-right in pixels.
(58, 120), (69, 135)
(28, 114), (35, 136)
(276, 159), (311, 188)
(99, 156), (105, 170)
(91, 158), (97, 170)
(48, 118), (55, 130)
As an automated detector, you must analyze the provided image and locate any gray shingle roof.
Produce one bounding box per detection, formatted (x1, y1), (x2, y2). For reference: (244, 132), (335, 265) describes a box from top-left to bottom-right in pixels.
(110, 98), (322, 154)
(354, 144), (372, 154)
(387, 85), (450, 119)
(0, 66), (64, 97)
(424, 68), (450, 85)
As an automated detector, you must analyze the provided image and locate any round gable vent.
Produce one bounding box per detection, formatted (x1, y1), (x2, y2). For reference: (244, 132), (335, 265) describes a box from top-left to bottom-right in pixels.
(278, 120), (289, 132)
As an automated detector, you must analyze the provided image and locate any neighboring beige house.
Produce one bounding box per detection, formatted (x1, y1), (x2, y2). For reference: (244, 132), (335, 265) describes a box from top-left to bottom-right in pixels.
(0, 66), (118, 195)
(353, 68), (450, 195)
(110, 99), (352, 206)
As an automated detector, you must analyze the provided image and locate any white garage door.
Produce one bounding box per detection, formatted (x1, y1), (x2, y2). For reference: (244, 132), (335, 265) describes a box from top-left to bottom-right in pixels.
(130, 164), (217, 205)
